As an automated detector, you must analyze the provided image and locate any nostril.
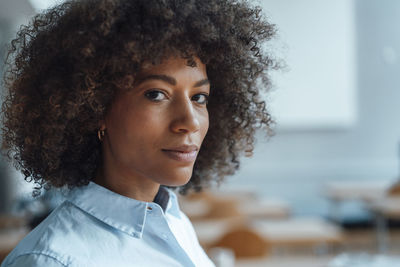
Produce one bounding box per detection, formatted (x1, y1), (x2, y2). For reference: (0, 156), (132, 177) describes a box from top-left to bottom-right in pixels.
(170, 115), (200, 134)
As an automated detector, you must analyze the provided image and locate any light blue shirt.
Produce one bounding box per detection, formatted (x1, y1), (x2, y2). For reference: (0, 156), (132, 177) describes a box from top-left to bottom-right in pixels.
(1, 182), (215, 267)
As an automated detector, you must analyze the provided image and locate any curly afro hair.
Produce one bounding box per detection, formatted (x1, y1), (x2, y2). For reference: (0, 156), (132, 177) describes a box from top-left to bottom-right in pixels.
(1, 0), (277, 196)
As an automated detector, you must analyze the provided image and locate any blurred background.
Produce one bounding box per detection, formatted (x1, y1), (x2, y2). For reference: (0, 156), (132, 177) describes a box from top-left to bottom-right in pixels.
(1, 0), (400, 266)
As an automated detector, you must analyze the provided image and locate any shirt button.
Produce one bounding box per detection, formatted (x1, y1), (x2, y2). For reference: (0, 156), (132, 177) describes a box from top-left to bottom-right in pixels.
(147, 206), (153, 211)
(162, 233), (168, 240)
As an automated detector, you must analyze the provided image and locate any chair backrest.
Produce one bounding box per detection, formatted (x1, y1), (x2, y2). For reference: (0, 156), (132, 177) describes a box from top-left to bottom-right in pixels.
(212, 227), (269, 259)
(387, 181), (400, 196)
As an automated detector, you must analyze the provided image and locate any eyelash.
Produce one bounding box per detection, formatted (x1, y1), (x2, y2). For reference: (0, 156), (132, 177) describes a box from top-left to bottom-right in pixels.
(192, 93), (209, 105)
(144, 90), (209, 105)
(144, 90), (167, 101)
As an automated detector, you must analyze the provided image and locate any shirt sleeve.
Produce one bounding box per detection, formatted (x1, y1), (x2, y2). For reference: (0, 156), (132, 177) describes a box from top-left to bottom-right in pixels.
(3, 253), (67, 267)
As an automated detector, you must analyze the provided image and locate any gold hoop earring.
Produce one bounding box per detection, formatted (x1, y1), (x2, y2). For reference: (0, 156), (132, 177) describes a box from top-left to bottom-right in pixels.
(98, 129), (105, 141)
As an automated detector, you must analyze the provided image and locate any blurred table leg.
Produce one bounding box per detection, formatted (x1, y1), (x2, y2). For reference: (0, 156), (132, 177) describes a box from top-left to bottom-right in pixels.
(375, 211), (389, 254)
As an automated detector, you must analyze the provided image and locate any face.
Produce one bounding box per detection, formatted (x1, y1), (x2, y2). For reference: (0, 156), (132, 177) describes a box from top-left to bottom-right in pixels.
(101, 56), (210, 187)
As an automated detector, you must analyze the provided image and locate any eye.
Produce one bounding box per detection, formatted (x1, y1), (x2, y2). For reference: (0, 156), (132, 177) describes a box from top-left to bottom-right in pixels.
(192, 93), (209, 105)
(144, 90), (167, 101)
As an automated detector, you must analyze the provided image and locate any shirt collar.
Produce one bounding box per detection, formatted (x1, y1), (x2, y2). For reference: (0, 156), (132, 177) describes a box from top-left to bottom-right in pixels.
(66, 182), (181, 239)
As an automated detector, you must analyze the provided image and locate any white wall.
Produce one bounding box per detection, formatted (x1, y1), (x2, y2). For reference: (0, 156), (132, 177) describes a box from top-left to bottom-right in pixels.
(262, 0), (357, 130)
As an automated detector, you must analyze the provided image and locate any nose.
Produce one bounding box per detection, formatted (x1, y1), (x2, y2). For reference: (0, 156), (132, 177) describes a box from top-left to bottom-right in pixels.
(170, 97), (200, 134)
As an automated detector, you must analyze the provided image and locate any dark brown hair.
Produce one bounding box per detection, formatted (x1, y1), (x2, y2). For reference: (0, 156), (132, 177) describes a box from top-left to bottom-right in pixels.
(1, 0), (276, 196)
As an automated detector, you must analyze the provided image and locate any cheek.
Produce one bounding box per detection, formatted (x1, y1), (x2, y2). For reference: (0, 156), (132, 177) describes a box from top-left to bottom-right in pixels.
(200, 111), (209, 139)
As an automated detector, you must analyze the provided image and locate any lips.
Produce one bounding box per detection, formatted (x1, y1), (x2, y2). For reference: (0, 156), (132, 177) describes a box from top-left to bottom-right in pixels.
(162, 145), (199, 162)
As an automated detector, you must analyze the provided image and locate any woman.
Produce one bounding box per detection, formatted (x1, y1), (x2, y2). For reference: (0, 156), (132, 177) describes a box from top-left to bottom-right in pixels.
(1, 0), (275, 266)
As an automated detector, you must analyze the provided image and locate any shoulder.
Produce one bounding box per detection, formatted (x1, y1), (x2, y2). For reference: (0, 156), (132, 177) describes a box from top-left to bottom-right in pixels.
(2, 200), (110, 267)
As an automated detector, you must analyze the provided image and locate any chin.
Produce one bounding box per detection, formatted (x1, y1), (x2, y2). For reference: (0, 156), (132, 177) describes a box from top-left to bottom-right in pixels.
(152, 164), (194, 187)
(159, 170), (193, 187)
(160, 166), (193, 186)
(162, 176), (192, 187)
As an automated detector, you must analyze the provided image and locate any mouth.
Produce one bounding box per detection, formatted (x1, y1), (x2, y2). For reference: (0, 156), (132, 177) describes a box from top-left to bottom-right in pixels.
(161, 145), (199, 162)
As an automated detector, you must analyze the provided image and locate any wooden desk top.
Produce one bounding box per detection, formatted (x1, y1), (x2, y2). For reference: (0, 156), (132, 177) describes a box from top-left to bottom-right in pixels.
(367, 197), (400, 218)
(324, 180), (392, 202)
(193, 217), (343, 248)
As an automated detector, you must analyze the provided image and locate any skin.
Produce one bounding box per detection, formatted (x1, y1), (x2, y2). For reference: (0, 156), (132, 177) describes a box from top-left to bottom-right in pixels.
(94, 56), (210, 202)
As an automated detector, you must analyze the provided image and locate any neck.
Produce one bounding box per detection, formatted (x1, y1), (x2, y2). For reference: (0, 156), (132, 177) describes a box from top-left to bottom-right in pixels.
(93, 166), (160, 203)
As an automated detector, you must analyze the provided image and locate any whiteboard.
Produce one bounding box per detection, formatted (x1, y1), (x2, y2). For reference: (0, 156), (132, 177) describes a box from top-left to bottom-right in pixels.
(260, 0), (357, 130)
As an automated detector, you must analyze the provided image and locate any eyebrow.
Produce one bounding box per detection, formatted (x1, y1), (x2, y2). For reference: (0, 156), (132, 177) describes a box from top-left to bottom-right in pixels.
(193, 78), (210, 87)
(135, 74), (210, 87)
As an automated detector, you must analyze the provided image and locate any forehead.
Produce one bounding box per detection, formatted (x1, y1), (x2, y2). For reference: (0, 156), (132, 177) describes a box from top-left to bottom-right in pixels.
(139, 56), (207, 76)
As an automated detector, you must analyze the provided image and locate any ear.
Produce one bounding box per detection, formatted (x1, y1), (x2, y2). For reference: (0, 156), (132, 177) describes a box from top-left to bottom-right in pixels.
(98, 119), (106, 131)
